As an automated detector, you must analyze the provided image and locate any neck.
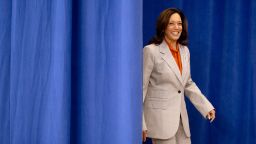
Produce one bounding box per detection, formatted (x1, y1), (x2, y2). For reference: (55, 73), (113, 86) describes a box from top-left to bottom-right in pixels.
(164, 37), (177, 50)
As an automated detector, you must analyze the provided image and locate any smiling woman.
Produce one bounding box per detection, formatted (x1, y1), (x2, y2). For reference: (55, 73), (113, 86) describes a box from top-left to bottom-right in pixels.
(142, 8), (215, 144)
(143, 0), (256, 144)
(164, 13), (182, 47)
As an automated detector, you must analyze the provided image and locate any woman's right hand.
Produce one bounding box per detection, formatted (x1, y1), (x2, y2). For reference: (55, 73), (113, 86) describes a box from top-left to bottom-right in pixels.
(142, 130), (147, 142)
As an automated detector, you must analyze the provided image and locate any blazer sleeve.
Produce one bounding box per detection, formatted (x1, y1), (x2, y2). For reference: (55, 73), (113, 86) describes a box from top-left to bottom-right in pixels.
(184, 50), (214, 118)
(142, 46), (154, 130)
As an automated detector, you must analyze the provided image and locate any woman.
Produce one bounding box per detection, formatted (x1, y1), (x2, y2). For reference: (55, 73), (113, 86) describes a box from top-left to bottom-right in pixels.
(142, 8), (216, 144)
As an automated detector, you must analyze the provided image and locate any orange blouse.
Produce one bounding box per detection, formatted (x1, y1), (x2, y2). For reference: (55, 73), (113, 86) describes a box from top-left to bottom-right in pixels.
(166, 41), (182, 75)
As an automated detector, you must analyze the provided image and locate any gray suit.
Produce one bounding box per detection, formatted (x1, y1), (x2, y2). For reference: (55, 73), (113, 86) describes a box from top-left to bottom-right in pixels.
(143, 41), (214, 139)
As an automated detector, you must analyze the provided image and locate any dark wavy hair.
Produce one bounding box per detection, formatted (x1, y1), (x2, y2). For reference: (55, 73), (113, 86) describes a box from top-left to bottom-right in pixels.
(148, 8), (188, 46)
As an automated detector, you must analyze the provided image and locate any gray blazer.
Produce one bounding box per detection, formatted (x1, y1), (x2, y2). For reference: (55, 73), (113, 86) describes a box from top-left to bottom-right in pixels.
(143, 41), (214, 139)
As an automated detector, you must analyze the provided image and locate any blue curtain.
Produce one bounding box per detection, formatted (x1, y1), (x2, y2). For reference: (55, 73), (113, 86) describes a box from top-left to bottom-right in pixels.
(0, 0), (142, 144)
(143, 0), (256, 144)
(2, 0), (255, 143)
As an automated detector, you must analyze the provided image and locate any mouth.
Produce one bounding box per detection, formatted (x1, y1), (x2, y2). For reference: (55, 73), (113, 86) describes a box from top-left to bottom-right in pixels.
(171, 31), (181, 36)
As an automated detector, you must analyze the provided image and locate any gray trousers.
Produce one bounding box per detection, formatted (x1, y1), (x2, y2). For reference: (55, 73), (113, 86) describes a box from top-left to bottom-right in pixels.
(152, 120), (191, 144)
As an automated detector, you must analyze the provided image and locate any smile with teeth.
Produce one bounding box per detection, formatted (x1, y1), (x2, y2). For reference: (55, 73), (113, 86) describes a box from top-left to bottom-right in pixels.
(171, 32), (180, 36)
(171, 31), (180, 36)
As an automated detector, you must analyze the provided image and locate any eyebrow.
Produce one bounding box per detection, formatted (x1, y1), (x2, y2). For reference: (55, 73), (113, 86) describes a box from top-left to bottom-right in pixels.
(169, 21), (182, 22)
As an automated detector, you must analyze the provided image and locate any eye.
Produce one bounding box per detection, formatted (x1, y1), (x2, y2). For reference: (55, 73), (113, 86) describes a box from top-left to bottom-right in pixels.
(168, 22), (175, 26)
(168, 22), (182, 27)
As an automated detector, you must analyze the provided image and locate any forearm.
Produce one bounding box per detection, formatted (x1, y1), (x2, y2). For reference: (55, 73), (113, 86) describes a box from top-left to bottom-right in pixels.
(185, 78), (214, 117)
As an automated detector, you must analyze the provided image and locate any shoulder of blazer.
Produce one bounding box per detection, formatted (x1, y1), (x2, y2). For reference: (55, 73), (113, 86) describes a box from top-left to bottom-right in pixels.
(143, 43), (159, 50)
(179, 45), (190, 57)
(143, 43), (160, 55)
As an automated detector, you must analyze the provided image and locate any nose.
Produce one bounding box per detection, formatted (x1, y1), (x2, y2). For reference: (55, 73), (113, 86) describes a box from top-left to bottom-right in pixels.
(174, 23), (179, 29)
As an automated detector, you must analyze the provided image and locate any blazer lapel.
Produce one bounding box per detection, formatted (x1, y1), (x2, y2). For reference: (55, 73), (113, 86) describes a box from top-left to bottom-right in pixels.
(180, 45), (189, 86)
(159, 41), (183, 85)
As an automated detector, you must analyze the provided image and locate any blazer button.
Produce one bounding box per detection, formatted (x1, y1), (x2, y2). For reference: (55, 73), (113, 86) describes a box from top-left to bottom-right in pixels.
(178, 90), (181, 93)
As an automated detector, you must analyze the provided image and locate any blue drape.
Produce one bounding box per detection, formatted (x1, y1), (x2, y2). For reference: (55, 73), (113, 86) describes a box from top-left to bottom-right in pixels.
(2, 0), (255, 143)
(0, 0), (142, 144)
(0, 0), (11, 143)
(71, 0), (142, 143)
(144, 0), (256, 144)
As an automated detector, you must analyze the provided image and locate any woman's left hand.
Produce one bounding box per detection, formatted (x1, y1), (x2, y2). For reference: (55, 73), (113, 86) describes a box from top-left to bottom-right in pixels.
(206, 109), (216, 123)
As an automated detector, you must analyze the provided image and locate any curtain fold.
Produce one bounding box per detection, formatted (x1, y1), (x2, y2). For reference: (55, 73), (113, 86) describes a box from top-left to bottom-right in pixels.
(71, 0), (142, 143)
(0, 0), (11, 143)
(0, 0), (142, 144)
(8, 0), (72, 143)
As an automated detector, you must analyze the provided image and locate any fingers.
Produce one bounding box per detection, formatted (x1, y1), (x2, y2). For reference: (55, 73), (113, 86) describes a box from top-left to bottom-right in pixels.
(142, 131), (147, 142)
(207, 110), (216, 123)
(209, 114), (215, 122)
(210, 116), (215, 123)
(143, 136), (146, 142)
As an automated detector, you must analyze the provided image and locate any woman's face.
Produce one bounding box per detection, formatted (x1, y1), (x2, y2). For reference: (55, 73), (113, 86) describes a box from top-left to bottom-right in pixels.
(164, 13), (182, 43)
